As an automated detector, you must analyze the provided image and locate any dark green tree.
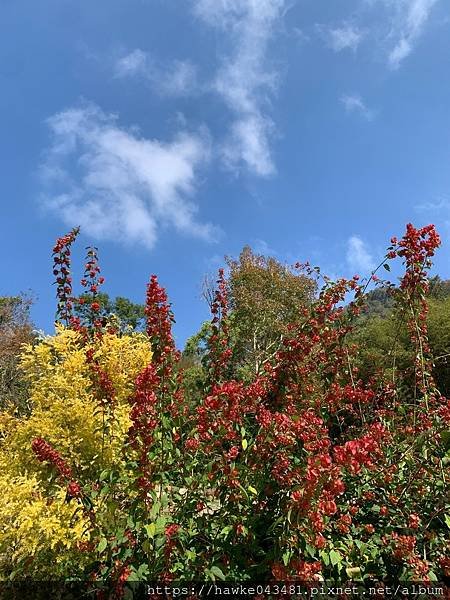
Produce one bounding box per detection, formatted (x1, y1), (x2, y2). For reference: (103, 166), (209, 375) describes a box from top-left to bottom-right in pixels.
(352, 292), (450, 397)
(73, 293), (145, 332)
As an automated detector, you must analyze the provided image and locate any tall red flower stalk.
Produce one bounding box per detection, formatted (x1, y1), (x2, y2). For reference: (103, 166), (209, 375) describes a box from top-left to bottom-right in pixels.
(72, 246), (106, 334)
(31, 437), (82, 499)
(128, 275), (183, 496)
(128, 363), (160, 495)
(389, 224), (441, 403)
(52, 227), (80, 326)
(145, 274), (179, 374)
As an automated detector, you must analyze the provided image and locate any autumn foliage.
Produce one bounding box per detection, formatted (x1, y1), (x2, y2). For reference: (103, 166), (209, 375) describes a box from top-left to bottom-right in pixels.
(0, 224), (449, 593)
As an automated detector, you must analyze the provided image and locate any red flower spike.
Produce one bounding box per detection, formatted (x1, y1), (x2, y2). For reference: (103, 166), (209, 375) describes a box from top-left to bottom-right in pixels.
(52, 227), (80, 326)
(31, 438), (82, 502)
(145, 274), (179, 371)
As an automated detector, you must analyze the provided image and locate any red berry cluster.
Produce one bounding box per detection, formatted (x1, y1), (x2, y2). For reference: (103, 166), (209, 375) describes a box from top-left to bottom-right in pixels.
(334, 423), (387, 474)
(110, 561), (132, 599)
(31, 437), (81, 499)
(85, 347), (116, 409)
(164, 523), (180, 562)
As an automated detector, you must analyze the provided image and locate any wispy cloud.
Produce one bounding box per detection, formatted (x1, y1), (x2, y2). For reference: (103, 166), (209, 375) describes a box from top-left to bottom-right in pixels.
(318, 23), (365, 52)
(40, 103), (217, 249)
(115, 49), (147, 77)
(115, 49), (199, 97)
(341, 94), (375, 121)
(415, 195), (450, 213)
(384, 0), (439, 69)
(292, 27), (310, 45)
(193, 0), (286, 177)
(317, 1), (439, 69)
(347, 235), (375, 273)
(253, 238), (279, 256)
(414, 195), (450, 234)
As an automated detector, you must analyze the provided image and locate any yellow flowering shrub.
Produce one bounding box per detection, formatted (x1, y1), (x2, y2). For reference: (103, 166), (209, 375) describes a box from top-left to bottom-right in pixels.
(0, 474), (90, 577)
(0, 326), (152, 578)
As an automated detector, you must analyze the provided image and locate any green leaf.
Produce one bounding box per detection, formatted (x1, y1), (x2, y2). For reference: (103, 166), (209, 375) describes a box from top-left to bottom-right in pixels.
(145, 523), (156, 538)
(210, 566), (226, 581)
(238, 484), (249, 501)
(248, 485), (257, 495)
(97, 538), (107, 553)
(99, 470), (110, 482)
(155, 516), (167, 534)
(150, 501), (161, 519)
(137, 564), (149, 577)
(330, 550), (342, 567)
(220, 526), (233, 537)
(242, 438), (248, 451)
(383, 263), (391, 271)
(444, 514), (450, 529)
(346, 567), (362, 579)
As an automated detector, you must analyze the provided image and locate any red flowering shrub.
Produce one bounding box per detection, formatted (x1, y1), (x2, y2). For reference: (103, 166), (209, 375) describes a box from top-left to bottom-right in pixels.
(11, 224), (450, 590)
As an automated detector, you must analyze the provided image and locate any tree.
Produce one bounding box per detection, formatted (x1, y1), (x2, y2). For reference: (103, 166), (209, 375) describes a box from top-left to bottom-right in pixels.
(428, 275), (450, 299)
(73, 293), (145, 332)
(185, 246), (316, 379)
(0, 294), (34, 414)
(360, 286), (394, 319)
(427, 295), (450, 396)
(352, 292), (450, 397)
(225, 246), (316, 377)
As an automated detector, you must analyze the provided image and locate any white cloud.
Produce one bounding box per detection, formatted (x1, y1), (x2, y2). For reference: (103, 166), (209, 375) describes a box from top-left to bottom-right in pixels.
(319, 24), (365, 52)
(115, 50), (199, 97)
(115, 49), (148, 77)
(317, 1), (439, 69)
(341, 94), (375, 120)
(347, 236), (375, 273)
(415, 195), (450, 213)
(384, 0), (439, 69)
(40, 103), (217, 249)
(193, 0), (286, 177)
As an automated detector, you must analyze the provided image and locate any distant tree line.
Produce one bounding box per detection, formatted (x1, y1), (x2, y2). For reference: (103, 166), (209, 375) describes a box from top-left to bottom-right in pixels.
(2, 254), (450, 415)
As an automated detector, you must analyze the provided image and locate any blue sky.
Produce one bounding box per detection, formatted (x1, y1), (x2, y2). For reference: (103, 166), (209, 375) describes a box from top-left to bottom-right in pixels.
(2, 0), (450, 346)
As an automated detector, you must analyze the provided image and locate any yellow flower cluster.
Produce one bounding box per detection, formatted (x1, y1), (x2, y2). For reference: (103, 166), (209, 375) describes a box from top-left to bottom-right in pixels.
(0, 326), (152, 578)
(0, 474), (89, 577)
